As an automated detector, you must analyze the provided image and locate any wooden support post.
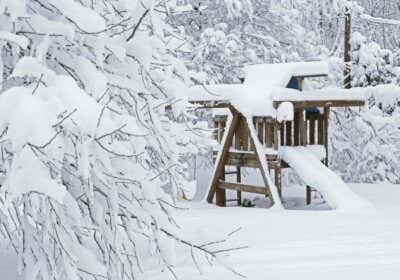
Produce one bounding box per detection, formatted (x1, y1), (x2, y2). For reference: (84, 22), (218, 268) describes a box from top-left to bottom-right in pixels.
(294, 112), (300, 146)
(304, 112), (308, 146)
(286, 121), (292, 146)
(306, 186), (312, 205)
(236, 166), (241, 206)
(236, 116), (249, 151)
(221, 118), (227, 141)
(265, 122), (273, 148)
(275, 166), (282, 198)
(323, 104), (331, 167)
(274, 122), (279, 151)
(216, 185), (226, 206)
(213, 120), (219, 142)
(217, 161), (226, 206)
(207, 112), (240, 204)
(317, 116), (324, 145)
(309, 115), (315, 145)
(299, 110), (307, 146)
(300, 110), (310, 204)
(257, 118), (264, 144)
(280, 122), (285, 146)
(218, 121), (223, 143)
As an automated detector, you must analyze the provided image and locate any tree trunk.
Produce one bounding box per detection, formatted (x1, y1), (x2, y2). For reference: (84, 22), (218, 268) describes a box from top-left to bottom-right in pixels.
(344, 6), (351, 89)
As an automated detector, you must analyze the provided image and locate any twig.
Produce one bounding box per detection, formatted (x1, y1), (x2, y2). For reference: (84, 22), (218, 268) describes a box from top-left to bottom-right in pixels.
(28, 130), (62, 149)
(52, 109), (77, 128)
(31, 74), (44, 95)
(126, 9), (150, 42)
(227, 227), (242, 237)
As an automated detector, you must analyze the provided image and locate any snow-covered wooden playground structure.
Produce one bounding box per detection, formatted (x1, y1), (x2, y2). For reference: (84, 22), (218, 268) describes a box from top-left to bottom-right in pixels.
(189, 61), (371, 211)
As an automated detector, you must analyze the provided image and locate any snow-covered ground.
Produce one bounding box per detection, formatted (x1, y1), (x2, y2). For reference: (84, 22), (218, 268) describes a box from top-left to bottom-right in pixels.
(147, 183), (400, 279)
(1, 183), (399, 279)
(0, 243), (17, 279)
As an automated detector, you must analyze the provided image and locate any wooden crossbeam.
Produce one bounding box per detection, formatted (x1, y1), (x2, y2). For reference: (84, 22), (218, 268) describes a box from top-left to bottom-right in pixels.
(218, 180), (270, 195)
(224, 152), (278, 168)
(212, 152), (280, 169)
(273, 100), (364, 109)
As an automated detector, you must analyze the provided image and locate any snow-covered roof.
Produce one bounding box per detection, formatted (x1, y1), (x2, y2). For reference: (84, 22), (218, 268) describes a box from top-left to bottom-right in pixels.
(188, 84), (277, 117)
(188, 84), (365, 118)
(188, 61), (363, 118)
(244, 61), (329, 88)
(274, 88), (365, 102)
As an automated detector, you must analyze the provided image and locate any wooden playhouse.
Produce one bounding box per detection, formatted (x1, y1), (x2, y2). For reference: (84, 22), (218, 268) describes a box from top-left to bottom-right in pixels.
(189, 61), (366, 209)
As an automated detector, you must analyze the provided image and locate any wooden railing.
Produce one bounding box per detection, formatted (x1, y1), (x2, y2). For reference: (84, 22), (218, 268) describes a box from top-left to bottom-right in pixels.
(213, 115), (278, 152)
(280, 112), (326, 146)
(213, 112), (327, 151)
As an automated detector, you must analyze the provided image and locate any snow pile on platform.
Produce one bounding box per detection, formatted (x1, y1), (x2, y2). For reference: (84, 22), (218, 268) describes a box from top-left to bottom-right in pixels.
(188, 82), (367, 118)
(280, 146), (373, 212)
(188, 84), (280, 117)
(274, 87), (365, 102)
(244, 61), (329, 88)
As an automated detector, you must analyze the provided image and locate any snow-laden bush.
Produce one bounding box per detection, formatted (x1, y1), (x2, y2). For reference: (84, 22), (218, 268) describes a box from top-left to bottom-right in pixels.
(350, 32), (396, 87)
(330, 85), (400, 184)
(189, 24), (257, 83)
(0, 1), (219, 279)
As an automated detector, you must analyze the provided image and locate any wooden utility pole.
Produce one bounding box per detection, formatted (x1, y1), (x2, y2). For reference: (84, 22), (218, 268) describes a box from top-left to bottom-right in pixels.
(344, 5), (351, 89)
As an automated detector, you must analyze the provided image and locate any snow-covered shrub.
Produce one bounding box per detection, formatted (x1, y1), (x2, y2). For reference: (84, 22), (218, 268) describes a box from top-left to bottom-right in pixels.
(0, 1), (215, 279)
(350, 32), (396, 87)
(330, 85), (400, 184)
(190, 25), (257, 83)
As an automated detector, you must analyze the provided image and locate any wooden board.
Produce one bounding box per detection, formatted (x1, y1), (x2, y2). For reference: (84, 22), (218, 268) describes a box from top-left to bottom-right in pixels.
(224, 152), (278, 168)
(218, 180), (270, 195)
